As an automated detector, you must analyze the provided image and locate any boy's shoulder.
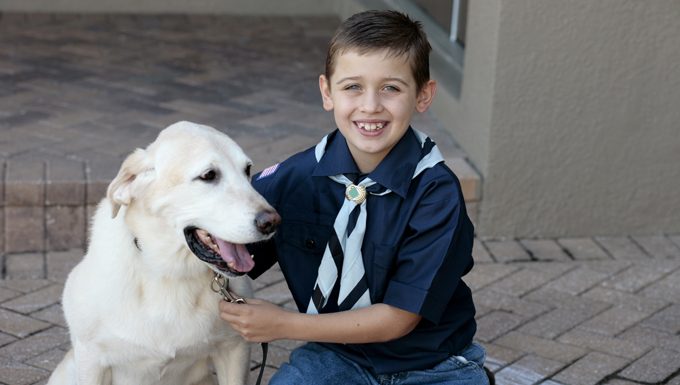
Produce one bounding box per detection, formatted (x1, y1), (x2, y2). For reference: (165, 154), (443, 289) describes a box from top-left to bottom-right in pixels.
(251, 144), (318, 195)
(407, 160), (465, 207)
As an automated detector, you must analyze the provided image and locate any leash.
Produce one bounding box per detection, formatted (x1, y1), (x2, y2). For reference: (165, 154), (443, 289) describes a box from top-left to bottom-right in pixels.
(212, 273), (268, 385)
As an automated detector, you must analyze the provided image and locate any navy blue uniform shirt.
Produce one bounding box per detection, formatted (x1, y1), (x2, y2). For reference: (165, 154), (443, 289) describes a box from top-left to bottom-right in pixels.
(248, 128), (477, 374)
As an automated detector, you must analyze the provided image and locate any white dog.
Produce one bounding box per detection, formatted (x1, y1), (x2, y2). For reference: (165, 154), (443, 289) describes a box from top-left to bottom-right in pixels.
(48, 121), (280, 385)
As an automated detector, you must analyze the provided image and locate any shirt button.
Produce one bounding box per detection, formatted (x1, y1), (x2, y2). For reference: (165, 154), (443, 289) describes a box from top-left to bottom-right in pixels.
(305, 239), (316, 249)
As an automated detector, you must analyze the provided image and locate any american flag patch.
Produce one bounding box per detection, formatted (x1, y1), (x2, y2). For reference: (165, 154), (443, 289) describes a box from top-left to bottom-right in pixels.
(257, 163), (280, 180)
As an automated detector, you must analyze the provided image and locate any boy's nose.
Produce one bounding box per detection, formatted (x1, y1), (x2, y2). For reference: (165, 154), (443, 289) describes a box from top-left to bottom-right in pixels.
(360, 92), (383, 113)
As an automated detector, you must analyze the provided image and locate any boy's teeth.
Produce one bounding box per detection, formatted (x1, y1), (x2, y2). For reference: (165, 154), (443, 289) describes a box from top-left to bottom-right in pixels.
(358, 122), (384, 131)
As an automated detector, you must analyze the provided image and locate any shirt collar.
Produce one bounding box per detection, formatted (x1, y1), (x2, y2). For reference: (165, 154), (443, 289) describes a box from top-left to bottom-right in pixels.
(312, 130), (360, 176)
(312, 128), (424, 198)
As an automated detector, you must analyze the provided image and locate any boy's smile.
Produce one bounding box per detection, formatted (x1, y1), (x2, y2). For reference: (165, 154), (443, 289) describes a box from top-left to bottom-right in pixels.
(320, 49), (436, 173)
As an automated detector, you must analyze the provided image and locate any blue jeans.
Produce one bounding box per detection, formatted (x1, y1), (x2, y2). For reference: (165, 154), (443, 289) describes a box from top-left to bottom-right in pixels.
(269, 342), (489, 385)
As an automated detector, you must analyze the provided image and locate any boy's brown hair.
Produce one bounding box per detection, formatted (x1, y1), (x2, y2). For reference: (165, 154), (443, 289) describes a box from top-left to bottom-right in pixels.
(325, 10), (432, 92)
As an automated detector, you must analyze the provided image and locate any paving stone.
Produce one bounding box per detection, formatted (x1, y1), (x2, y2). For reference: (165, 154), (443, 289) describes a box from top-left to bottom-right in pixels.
(552, 351), (628, 385)
(30, 304), (66, 328)
(668, 374), (680, 385)
(639, 267), (680, 301)
(462, 264), (520, 292)
(641, 303), (680, 334)
(44, 156), (86, 206)
(618, 348), (680, 383)
(5, 207), (45, 253)
(517, 261), (575, 277)
(487, 265), (570, 297)
(0, 287), (22, 304)
(581, 259), (633, 275)
(473, 238), (494, 263)
(602, 259), (680, 293)
(494, 354), (565, 385)
(474, 288), (551, 321)
(0, 308), (50, 339)
(0, 280), (51, 294)
(247, 365), (276, 385)
(483, 240), (532, 263)
(253, 280), (294, 306)
(518, 305), (605, 340)
(595, 236), (649, 260)
(632, 235), (680, 258)
(495, 331), (586, 363)
(46, 249), (83, 282)
(558, 238), (610, 260)
(0, 356), (50, 385)
(476, 310), (524, 342)
(543, 266), (609, 295)
(5, 252), (45, 280)
(557, 329), (650, 360)
(0, 331), (17, 348)
(4, 157), (44, 206)
(581, 286), (669, 314)
(618, 325), (680, 353)
(255, 344), (290, 368)
(25, 346), (67, 371)
(483, 342), (525, 371)
(578, 306), (650, 337)
(45, 206), (87, 251)
(250, 265), (285, 291)
(524, 288), (611, 316)
(670, 234), (680, 249)
(600, 379), (645, 385)
(0, 326), (69, 362)
(520, 239), (571, 262)
(0, 206), (4, 257)
(0, 284), (63, 315)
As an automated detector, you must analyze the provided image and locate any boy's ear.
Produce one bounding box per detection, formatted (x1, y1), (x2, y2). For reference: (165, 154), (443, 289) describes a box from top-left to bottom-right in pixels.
(319, 74), (334, 111)
(415, 80), (437, 113)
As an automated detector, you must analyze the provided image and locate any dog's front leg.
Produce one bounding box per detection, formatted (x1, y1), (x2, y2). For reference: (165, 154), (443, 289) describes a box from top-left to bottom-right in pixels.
(73, 343), (110, 385)
(212, 338), (251, 385)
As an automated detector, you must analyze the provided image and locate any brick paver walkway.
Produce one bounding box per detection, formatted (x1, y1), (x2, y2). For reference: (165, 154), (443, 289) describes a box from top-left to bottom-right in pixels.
(1, 13), (679, 385)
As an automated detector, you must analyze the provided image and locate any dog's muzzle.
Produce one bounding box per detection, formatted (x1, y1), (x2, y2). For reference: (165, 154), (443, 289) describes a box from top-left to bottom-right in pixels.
(183, 209), (280, 277)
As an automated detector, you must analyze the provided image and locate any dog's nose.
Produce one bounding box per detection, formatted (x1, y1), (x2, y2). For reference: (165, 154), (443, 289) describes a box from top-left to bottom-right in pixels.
(255, 209), (281, 235)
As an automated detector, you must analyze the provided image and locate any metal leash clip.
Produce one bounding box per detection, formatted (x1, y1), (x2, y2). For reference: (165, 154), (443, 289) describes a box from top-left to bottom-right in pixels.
(211, 273), (246, 304)
(211, 272), (268, 385)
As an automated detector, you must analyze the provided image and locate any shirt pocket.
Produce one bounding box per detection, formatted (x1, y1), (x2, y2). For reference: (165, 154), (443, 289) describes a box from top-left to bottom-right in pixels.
(364, 242), (398, 303)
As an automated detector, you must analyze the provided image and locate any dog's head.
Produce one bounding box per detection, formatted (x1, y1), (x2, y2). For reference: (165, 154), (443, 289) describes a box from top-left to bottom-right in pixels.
(106, 121), (280, 277)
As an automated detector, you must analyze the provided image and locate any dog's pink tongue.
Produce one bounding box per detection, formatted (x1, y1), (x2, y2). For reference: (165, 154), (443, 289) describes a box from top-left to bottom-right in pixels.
(214, 238), (254, 273)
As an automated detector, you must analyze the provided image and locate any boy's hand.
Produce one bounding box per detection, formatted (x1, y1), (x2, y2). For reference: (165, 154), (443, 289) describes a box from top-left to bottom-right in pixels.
(219, 299), (290, 343)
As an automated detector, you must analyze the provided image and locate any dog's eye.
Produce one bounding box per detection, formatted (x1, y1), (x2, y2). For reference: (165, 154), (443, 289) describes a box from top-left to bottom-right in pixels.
(199, 169), (219, 182)
(245, 164), (252, 178)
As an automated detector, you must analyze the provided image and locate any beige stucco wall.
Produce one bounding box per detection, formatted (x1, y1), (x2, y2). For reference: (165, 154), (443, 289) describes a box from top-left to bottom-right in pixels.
(443, 0), (680, 237)
(0, 0), (335, 14)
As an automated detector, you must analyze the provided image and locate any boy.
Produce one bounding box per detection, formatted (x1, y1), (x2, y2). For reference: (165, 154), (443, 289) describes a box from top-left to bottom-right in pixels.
(219, 10), (490, 385)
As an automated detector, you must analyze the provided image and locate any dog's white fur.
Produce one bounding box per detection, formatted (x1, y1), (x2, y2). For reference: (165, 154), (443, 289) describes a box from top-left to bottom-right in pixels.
(48, 121), (276, 385)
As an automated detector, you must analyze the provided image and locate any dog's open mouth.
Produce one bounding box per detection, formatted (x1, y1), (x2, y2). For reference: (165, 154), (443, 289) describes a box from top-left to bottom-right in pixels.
(183, 227), (254, 276)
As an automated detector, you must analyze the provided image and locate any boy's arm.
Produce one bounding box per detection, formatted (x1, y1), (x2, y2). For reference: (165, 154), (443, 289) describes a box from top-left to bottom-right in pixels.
(219, 299), (421, 344)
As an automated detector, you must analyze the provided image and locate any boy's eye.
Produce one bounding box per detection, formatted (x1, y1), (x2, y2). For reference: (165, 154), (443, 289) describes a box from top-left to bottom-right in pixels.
(343, 84), (361, 91)
(383, 85), (400, 92)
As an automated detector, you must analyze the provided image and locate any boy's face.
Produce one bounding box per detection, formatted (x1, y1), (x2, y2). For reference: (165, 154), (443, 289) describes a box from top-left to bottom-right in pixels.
(319, 49), (436, 173)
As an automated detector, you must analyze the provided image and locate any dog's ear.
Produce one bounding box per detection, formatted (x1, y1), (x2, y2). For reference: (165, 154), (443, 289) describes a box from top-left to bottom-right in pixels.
(107, 148), (153, 218)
